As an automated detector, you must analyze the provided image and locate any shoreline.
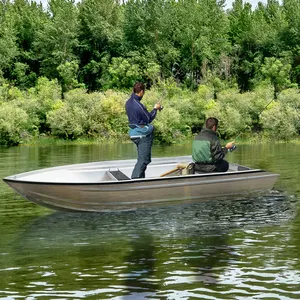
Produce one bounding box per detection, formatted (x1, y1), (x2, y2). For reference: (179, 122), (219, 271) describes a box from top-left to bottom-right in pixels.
(8, 136), (300, 147)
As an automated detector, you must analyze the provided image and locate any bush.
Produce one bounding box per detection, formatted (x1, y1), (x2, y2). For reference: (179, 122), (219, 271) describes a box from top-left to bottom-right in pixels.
(47, 103), (87, 139)
(205, 86), (276, 139)
(261, 102), (298, 140)
(1, 78), (299, 145)
(13, 77), (62, 133)
(95, 90), (129, 138)
(0, 102), (28, 146)
(275, 88), (300, 134)
(152, 107), (183, 144)
(47, 89), (129, 140)
(144, 81), (208, 141)
(206, 88), (250, 139)
(47, 88), (96, 139)
(107, 57), (141, 89)
(205, 101), (245, 139)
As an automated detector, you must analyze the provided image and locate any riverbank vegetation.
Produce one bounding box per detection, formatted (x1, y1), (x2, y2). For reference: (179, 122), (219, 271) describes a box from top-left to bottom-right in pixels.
(0, 0), (300, 146)
(1, 77), (299, 146)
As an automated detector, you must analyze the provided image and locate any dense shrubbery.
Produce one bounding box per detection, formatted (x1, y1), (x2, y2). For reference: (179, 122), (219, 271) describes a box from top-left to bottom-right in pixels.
(47, 88), (129, 139)
(1, 77), (299, 146)
(0, 102), (28, 146)
(261, 88), (300, 140)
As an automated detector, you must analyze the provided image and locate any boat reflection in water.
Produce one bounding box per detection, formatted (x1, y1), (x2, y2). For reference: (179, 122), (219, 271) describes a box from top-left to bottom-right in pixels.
(5, 190), (297, 299)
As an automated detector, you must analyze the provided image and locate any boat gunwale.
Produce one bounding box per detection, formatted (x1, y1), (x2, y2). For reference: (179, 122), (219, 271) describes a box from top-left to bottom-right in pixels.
(3, 169), (279, 186)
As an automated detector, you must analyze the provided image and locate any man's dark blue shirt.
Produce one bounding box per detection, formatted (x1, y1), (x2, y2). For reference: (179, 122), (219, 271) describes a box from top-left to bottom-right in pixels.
(125, 93), (157, 126)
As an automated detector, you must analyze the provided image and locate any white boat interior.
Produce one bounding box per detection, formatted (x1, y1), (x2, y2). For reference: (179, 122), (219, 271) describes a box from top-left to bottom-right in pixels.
(6, 156), (254, 184)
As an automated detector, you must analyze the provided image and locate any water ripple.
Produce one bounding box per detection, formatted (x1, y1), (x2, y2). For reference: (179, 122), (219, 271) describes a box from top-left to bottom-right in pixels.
(1, 190), (300, 299)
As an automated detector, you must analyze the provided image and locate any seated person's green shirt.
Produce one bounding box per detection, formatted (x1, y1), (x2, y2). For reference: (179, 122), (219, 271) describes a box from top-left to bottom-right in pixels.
(192, 128), (228, 172)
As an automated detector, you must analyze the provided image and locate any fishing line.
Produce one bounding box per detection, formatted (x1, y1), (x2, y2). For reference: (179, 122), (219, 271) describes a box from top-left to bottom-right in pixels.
(234, 98), (275, 142)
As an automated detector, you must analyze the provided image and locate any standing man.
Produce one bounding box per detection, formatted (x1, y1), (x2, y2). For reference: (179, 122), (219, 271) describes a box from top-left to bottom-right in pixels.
(192, 117), (235, 173)
(125, 82), (162, 179)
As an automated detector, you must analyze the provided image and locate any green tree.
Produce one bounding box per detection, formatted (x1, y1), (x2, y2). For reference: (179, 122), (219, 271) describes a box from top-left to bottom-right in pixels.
(261, 57), (292, 96)
(9, 0), (47, 87)
(0, 0), (19, 76)
(229, 0), (262, 91)
(172, 0), (230, 87)
(57, 60), (84, 93)
(33, 0), (80, 79)
(282, 0), (300, 85)
(107, 57), (141, 89)
(282, 0), (300, 48)
(78, 0), (123, 90)
(122, 0), (179, 83)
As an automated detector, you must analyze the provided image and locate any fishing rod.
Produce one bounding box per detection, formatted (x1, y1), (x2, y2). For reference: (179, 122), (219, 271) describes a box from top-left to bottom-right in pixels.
(156, 89), (166, 111)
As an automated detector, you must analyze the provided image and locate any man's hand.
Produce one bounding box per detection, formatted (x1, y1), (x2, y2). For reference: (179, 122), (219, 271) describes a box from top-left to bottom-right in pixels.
(225, 141), (235, 150)
(154, 102), (162, 111)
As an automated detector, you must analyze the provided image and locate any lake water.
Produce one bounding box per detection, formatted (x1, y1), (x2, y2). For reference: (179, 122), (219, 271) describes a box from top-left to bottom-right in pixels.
(1, 142), (300, 299)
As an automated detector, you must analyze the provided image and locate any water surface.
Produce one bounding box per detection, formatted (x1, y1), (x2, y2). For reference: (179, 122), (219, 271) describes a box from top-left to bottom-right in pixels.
(0, 142), (299, 299)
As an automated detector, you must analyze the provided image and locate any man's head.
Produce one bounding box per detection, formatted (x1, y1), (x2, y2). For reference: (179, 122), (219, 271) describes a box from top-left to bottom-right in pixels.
(133, 82), (145, 98)
(205, 117), (219, 132)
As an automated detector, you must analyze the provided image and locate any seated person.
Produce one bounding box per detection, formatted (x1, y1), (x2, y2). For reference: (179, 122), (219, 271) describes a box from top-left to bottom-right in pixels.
(192, 117), (234, 173)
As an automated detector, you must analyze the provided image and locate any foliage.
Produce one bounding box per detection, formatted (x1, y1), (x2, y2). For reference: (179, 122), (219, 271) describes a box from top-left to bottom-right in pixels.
(1, 81), (300, 145)
(261, 102), (298, 140)
(2, 0), (300, 145)
(0, 102), (28, 146)
(33, 0), (80, 79)
(276, 88), (300, 134)
(57, 60), (84, 93)
(11, 77), (62, 134)
(77, 0), (123, 90)
(205, 85), (276, 139)
(11, 62), (37, 89)
(0, 1), (19, 74)
(261, 57), (292, 96)
(153, 107), (183, 144)
(1, 0), (300, 92)
(107, 57), (141, 89)
(47, 88), (128, 140)
(47, 102), (88, 139)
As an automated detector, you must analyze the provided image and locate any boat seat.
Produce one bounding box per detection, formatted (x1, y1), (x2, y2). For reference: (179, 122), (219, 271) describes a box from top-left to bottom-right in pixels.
(237, 165), (251, 171)
(107, 170), (130, 181)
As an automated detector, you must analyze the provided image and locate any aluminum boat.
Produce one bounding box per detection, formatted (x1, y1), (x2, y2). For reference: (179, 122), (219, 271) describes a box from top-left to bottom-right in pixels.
(3, 156), (279, 212)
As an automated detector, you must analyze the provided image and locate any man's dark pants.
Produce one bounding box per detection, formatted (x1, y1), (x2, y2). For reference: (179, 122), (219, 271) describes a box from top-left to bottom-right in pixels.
(194, 159), (229, 173)
(131, 134), (153, 179)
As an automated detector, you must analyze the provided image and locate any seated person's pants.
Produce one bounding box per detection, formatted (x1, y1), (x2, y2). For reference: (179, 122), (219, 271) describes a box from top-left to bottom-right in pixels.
(194, 159), (229, 173)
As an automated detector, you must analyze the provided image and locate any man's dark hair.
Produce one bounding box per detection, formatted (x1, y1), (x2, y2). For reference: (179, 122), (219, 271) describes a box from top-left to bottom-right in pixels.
(133, 82), (145, 94)
(206, 117), (219, 129)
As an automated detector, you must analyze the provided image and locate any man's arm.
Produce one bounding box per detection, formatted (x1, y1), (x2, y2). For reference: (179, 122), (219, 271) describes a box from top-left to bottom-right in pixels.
(140, 101), (162, 124)
(211, 140), (235, 162)
(210, 139), (227, 162)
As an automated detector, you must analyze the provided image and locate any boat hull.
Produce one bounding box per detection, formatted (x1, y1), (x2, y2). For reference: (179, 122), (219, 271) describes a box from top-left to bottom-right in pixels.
(4, 157), (279, 212)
